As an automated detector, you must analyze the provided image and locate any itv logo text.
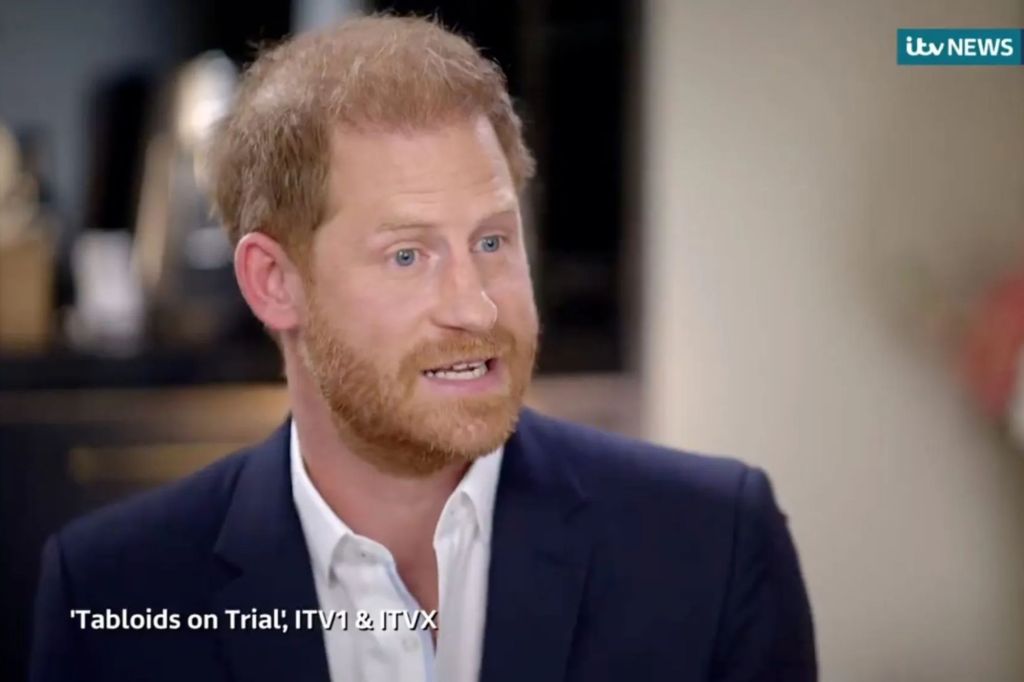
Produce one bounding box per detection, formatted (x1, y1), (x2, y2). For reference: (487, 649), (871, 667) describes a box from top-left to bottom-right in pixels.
(898, 29), (1023, 65)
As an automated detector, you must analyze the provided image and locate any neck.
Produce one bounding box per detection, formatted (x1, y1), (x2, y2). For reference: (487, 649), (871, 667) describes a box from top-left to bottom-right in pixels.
(284, 349), (466, 566)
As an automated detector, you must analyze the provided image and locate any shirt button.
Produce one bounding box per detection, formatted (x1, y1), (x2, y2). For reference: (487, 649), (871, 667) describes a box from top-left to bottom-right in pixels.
(403, 636), (419, 652)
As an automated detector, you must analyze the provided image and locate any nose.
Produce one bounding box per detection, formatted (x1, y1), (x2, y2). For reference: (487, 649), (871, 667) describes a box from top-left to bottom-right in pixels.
(432, 254), (498, 334)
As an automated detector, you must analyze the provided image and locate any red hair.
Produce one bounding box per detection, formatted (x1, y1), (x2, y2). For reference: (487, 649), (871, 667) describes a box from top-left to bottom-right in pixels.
(208, 14), (535, 255)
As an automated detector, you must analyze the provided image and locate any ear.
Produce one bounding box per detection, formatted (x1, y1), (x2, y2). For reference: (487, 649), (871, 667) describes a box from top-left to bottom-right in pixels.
(233, 232), (304, 334)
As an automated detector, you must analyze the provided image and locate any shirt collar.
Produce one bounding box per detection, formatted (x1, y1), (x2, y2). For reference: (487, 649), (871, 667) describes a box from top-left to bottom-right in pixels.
(290, 420), (349, 584)
(289, 420), (504, 581)
(452, 439), (503, 543)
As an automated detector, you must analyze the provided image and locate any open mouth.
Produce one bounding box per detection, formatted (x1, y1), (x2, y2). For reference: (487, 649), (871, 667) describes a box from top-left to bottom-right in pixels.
(422, 358), (494, 381)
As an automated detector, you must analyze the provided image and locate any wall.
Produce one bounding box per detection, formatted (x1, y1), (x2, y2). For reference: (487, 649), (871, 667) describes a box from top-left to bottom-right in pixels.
(641, 1), (1024, 680)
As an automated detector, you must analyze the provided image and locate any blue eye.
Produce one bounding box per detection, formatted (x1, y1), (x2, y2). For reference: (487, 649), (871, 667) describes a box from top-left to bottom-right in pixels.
(394, 248), (417, 267)
(479, 236), (502, 253)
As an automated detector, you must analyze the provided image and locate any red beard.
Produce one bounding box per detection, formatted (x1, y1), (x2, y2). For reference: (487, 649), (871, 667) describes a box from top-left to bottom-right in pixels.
(301, 293), (537, 477)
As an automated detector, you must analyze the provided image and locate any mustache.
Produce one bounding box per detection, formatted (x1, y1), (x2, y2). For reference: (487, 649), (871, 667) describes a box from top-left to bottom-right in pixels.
(401, 327), (517, 373)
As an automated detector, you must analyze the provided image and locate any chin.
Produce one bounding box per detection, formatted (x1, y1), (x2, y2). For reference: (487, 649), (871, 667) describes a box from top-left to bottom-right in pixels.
(414, 400), (521, 460)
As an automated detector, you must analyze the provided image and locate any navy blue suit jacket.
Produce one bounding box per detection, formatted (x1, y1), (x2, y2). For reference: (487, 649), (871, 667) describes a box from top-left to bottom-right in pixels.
(31, 409), (815, 681)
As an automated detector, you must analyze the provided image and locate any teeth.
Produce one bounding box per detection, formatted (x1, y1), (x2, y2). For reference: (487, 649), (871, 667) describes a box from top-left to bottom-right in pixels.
(424, 362), (488, 380)
(430, 359), (485, 372)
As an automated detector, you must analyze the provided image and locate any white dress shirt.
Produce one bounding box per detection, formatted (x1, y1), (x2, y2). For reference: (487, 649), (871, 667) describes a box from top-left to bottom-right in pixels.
(290, 421), (503, 682)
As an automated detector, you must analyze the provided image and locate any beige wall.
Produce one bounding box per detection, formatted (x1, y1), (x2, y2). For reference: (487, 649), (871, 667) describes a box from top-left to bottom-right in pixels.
(641, 2), (1024, 680)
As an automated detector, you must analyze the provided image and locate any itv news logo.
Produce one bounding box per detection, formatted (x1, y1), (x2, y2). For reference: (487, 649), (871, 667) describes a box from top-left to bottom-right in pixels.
(898, 29), (1023, 65)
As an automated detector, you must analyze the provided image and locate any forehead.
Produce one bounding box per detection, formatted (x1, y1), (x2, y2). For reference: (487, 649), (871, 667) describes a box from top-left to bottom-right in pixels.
(324, 115), (517, 219)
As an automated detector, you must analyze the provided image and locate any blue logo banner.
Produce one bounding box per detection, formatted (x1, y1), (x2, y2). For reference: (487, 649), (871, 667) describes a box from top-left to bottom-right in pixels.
(898, 28), (1023, 65)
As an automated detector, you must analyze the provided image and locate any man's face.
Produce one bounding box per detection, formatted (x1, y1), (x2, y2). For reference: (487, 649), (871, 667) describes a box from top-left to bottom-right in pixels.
(298, 115), (538, 476)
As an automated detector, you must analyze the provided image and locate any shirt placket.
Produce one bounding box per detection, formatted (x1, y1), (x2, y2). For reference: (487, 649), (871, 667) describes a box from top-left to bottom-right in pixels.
(334, 536), (433, 682)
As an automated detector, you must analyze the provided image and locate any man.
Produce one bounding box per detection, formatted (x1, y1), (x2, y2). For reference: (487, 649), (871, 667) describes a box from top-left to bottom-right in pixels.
(31, 15), (815, 682)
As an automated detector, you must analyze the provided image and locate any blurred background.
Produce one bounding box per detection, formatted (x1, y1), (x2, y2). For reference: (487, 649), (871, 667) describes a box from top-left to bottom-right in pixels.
(0, 0), (1022, 679)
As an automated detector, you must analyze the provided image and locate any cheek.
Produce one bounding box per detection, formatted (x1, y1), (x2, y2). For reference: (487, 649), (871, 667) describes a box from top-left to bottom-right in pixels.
(308, 232), (433, 364)
(489, 271), (538, 330)
(336, 278), (434, 360)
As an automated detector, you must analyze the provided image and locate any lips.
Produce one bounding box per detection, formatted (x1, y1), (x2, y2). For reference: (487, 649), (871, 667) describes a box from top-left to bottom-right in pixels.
(422, 358), (491, 380)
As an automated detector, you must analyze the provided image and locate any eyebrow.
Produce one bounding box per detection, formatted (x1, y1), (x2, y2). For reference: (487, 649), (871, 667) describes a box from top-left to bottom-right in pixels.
(376, 208), (518, 234)
(377, 220), (437, 233)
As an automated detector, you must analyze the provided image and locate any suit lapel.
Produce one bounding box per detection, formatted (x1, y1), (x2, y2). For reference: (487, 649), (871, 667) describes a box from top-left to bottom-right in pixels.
(208, 410), (592, 682)
(211, 422), (330, 682)
(480, 409), (594, 682)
